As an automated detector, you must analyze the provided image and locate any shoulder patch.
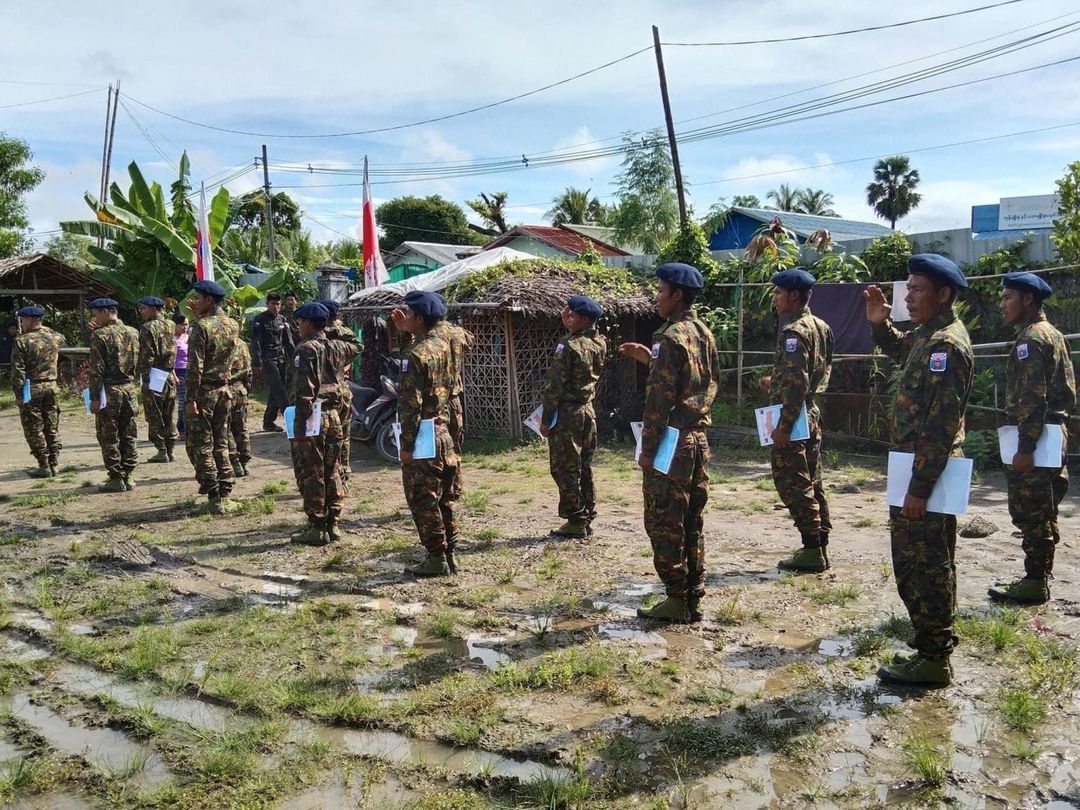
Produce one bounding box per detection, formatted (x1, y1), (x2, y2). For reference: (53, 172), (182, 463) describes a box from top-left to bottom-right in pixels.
(555, 342), (565, 356)
(401, 358), (409, 373)
(929, 352), (948, 373)
(1016, 343), (1029, 360)
(650, 342), (661, 359)
(294, 354), (300, 367)
(784, 336), (799, 352)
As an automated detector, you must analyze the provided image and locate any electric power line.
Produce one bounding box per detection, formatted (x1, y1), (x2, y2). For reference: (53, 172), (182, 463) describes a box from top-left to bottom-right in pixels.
(0, 88), (101, 110)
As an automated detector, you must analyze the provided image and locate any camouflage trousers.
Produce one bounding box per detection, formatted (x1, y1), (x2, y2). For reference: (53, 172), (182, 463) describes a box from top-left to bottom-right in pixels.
(142, 383), (178, 451)
(291, 408), (344, 520)
(185, 387), (234, 497)
(402, 430), (460, 552)
(337, 388), (352, 483)
(448, 395), (465, 497)
(19, 384), (62, 466)
(96, 384), (139, 478)
(1006, 440), (1069, 579)
(547, 404), (597, 522)
(771, 411), (832, 545)
(228, 386), (251, 465)
(889, 506), (957, 659)
(643, 429), (709, 599)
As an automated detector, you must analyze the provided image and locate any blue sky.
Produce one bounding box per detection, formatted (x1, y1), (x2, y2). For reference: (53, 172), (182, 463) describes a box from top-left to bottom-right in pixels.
(5, 0), (1080, 248)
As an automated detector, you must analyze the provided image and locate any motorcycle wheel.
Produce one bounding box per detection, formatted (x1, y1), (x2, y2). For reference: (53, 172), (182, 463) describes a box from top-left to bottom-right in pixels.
(375, 421), (399, 464)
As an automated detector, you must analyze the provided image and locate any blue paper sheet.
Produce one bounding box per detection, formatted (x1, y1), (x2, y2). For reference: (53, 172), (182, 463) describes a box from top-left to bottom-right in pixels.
(283, 406), (297, 439)
(82, 388), (92, 414)
(413, 419), (436, 460)
(652, 426), (680, 475)
(21, 379), (31, 404)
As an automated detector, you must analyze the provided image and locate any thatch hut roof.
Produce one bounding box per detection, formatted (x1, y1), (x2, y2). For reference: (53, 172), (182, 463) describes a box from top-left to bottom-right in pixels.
(0, 253), (115, 308)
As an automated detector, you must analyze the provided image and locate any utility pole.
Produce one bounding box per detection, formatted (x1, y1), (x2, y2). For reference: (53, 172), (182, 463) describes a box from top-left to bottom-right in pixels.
(651, 25), (687, 226)
(261, 144), (276, 265)
(97, 83), (114, 248)
(102, 81), (120, 205)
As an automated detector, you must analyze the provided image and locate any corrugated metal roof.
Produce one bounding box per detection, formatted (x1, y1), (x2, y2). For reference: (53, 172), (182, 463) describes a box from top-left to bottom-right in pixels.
(733, 207), (894, 240)
(485, 225), (629, 257)
(386, 241), (483, 268)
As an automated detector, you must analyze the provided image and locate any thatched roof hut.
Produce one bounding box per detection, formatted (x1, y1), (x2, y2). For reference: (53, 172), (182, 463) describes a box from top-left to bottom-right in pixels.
(343, 258), (658, 440)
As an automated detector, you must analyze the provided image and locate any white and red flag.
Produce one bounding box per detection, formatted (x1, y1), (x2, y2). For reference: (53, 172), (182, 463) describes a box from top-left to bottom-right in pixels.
(361, 156), (387, 288)
(195, 182), (215, 282)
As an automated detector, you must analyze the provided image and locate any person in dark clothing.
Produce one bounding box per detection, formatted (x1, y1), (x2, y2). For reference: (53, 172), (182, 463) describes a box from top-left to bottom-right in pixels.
(250, 292), (295, 432)
(0, 321), (18, 367)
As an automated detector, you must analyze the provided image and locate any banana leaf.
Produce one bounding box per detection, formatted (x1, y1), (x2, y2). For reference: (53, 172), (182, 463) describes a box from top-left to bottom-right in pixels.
(142, 216), (196, 266)
(127, 162), (157, 216)
(208, 187), (230, 248)
(86, 245), (122, 269)
(61, 219), (126, 242)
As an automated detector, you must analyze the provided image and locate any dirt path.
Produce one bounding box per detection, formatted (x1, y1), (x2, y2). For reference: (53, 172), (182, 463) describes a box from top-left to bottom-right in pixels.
(0, 395), (1078, 809)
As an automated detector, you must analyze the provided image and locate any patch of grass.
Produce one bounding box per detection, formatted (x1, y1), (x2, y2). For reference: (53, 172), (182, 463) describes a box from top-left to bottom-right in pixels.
(1007, 736), (1044, 762)
(851, 630), (887, 657)
(320, 549), (351, 571)
(490, 646), (624, 692)
(474, 526), (502, 543)
(261, 480), (289, 495)
(10, 491), (82, 509)
(853, 516), (874, 528)
(998, 688), (1046, 732)
(466, 587), (501, 607)
(119, 626), (180, 678)
(801, 582), (860, 607)
(236, 495), (276, 516)
(461, 489), (490, 513)
(1020, 633), (1078, 696)
(428, 609), (459, 639)
(902, 735), (949, 786)
(685, 685), (733, 709)
(370, 533), (413, 554)
(956, 608), (1023, 651)
(517, 771), (597, 808)
(0, 532), (21, 546)
(740, 499), (768, 515)
(715, 590), (745, 626)
(446, 718), (481, 747)
(535, 551), (565, 582)
(0, 757), (42, 801)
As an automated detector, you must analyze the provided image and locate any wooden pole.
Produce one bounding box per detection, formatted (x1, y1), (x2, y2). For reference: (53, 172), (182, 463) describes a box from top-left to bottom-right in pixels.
(262, 144), (276, 265)
(503, 310), (521, 441)
(102, 80), (120, 205)
(651, 25), (687, 226)
(97, 83), (113, 249)
(736, 264), (745, 407)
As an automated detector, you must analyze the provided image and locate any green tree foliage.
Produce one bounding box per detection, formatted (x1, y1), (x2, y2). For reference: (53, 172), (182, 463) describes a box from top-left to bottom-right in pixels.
(656, 221), (719, 276)
(547, 187), (607, 226)
(375, 195), (481, 251)
(732, 194), (761, 208)
(229, 190), (302, 235)
(609, 131), (678, 254)
(42, 232), (94, 268)
(867, 155), (922, 229)
(466, 191), (510, 234)
(0, 133), (45, 258)
(1051, 161), (1080, 265)
(277, 230), (328, 270)
(860, 231), (912, 281)
(765, 183), (800, 212)
(795, 188), (838, 216)
(328, 239), (361, 267)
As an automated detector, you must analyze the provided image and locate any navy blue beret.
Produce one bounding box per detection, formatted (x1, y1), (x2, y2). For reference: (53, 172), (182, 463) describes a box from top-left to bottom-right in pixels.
(771, 268), (816, 291)
(192, 279), (227, 298)
(17, 306), (44, 318)
(1002, 271), (1051, 298)
(318, 299), (341, 318)
(87, 297), (119, 309)
(138, 295), (165, 307)
(568, 294), (603, 320)
(294, 302), (329, 322)
(656, 262), (704, 290)
(404, 290), (446, 318)
(908, 254), (967, 289)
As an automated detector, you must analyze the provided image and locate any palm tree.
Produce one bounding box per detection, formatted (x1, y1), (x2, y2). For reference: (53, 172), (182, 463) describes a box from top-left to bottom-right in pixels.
(766, 183), (800, 212)
(866, 155), (922, 229)
(795, 188), (838, 217)
(547, 187), (604, 226)
(466, 191), (510, 234)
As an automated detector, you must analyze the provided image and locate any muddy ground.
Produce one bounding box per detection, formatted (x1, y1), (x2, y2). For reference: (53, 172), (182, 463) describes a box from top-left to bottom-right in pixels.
(0, 390), (1078, 810)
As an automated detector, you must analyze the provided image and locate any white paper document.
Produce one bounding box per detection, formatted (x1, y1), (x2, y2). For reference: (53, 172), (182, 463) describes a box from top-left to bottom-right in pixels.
(891, 281), (911, 321)
(997, 424), (1063, 468)
(755, 403), (810, 447)
(886, 452), (973, 516)
(523, 405), (558, 438)
(147, 367), (170, 394)
(283, 400), (322, 439)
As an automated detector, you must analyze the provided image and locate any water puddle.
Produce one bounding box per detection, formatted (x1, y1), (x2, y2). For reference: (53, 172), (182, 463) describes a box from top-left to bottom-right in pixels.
(276, 768), (413, 810)
(597, 623), (712, 661)
(11, 610), (94, 636)
(261, 570), (309, 584)
(3, 633), (51, 663)
(0, 737), (25, 762)
(415, 631), (511, 669)
(817, 637), (854, 657)
(357, 598), (424, 618)
(5, 693), (171, 788)
(707, 568), (783, 588)
(5, 791), (97, 809)
(262, 583), (302, 599)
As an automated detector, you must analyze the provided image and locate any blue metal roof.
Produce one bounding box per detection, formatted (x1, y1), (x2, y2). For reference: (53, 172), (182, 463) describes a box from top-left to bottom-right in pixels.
(709, 208), (894, 250)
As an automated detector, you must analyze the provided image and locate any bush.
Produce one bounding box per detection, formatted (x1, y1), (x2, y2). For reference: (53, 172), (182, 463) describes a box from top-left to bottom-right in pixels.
(861, 232), (911, 281)
(655, 220), (719, 276)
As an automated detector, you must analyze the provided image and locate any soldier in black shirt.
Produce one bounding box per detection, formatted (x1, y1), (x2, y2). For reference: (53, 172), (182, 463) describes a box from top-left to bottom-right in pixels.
(250, 292), (295, 432)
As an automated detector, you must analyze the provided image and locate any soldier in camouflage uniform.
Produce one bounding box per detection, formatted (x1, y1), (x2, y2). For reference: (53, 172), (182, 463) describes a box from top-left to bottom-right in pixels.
(866, 254), (974, 687)
(228, 341), (253, 478)
(619, 264), (720, 623)
(10, 306), (66, 477)
(539, 294), (607, 539)
(185, 280), (240, 514)
(759, 269), (834, 572)
(87, 298), (141, 492)
(320, 300), (362, 485)
(136, 295), (178, 463)
(289, 303), (363, 545)
(392, 291), (460, 577)
(989, 271), (1076, 604)
(429, 317), (474, 508)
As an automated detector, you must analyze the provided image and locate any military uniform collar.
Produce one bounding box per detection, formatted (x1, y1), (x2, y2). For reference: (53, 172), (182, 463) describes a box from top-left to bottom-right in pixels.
(1017, 312), (1047, 331)
(921, 308), (957, 334)
(791, 305), (811, 320)
(667, 309), (695, 324)
(572, 327), (597, 338)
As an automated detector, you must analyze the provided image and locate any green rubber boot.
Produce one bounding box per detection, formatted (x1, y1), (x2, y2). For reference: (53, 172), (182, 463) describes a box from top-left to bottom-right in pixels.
(290, 520), (327, 546)
(208, 496), (237, 516)
(406, 552), (450, 578)
(687, 595), (703, 624)
(165, 444), (175, 462)
(637, 596), (690, 623)
(325, 519), (343, 543)
(123, 476), (136, 491)
(99, 476), (126, 493)
(550, 519), (589, 539)
(147, 449), (169, 463)
(231, 462), (245, 478)
(778, 546), (829, 573)
(877, 653), (952, 688)
(988, 577), (1050, 605)
(27, 465), (53, 479)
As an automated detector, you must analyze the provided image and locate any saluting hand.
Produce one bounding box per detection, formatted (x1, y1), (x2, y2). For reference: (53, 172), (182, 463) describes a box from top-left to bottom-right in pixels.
(619, 342), (651, 365)
(864, 285), (891, 325)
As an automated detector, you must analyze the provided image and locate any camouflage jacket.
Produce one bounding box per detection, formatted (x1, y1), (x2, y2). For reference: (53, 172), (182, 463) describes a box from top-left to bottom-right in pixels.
(229, 341), (253, 395)
(137, 314), (177, 387)
(397, 327), (453, 449)
(642, 310), (720, 458)
(871, 309), (974, 499)
(291, 332), (362, 432)
(186, 312), (239, 394)
(430, 321), (474, 397)
(10, 326), (66, 397)
(768, 306), (833, 433)
(1005, 313), (1077, 454)
(541, 327), (607, 425)
(324, 319), (363, 390)
(251, 309), (295, 364)
(88, 321), (139, 390)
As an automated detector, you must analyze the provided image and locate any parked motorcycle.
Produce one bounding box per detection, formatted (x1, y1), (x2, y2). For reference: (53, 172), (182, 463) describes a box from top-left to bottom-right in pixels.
(350, 357), (400, 463)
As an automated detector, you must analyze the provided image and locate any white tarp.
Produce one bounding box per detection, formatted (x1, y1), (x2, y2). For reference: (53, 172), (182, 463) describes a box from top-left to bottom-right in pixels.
(347, 247), (533, 302)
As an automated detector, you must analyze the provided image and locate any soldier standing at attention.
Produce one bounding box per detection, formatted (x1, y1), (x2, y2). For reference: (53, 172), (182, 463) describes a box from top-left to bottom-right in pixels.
(619, 264), (720, 624)
(289, 303), (362, 545)
(10, 305), (66, 477)
(251, 292), (294, 432)
(228, 341), (253, 478)
(391, 291), (459, 577)
(136, 295), (178, 463)
(320, 300), (361, 485)
(989, 271), (1076, 605)
(185, 280), (239, 514)
(538, 294), (607, 539)
(87, 297), (140, 492)
(865, 254), (973, 687)
(429, 315), (474, 512)
(759, 269), (835, 572)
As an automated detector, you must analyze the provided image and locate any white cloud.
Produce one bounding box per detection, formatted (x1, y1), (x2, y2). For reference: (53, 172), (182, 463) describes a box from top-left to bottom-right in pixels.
(551, 126), (615, 177)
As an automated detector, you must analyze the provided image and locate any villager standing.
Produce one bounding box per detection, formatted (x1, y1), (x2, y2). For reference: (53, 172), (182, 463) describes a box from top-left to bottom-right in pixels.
(251, 292), (294, 432)
(136, 296), (178, 463)
(989, 271), (1076, 605)
(865, 254), (974, 687)
(619, 264), (720, 623)
(87, 298), (140, 492)
(173, 312), (189, 435)
(10, 305), (66, 477)
(539, 295), (607, 539)
(760, 269), (834, 572)
(228, 341), (253, 478)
